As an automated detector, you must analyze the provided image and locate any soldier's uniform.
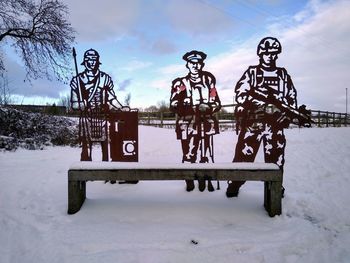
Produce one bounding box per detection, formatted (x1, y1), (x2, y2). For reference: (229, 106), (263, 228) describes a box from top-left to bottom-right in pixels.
(170, 51), (221, 163)
(227, 37), (297, 197)
(170, 51), (221, 192)
(70, 49), (122, 161)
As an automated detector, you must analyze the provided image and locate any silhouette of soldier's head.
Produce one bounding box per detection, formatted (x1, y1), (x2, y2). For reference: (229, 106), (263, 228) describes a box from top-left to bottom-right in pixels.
(257, 37), (281, 69)
(81, 49), (101, 72)
(183, 50), (207, 75)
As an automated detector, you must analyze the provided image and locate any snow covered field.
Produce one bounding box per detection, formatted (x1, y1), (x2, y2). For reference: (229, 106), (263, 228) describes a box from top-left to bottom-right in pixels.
(1, 126), (350, 263)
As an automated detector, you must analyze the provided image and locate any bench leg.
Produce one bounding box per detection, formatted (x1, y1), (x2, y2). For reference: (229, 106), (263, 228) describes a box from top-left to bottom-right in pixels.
(264, 181), (282, 217)
(264, 182), (269, 211)
(68, 181), (86, 214)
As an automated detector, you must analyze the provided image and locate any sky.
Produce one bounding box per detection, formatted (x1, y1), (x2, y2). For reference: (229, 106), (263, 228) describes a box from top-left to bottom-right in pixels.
(1, 0), (350, 112)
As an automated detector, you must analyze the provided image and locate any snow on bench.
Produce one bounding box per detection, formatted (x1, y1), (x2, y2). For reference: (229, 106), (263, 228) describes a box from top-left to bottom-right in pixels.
(68, 162), (283, 217)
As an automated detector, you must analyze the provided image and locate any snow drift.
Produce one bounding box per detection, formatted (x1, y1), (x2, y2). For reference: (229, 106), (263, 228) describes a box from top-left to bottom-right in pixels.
(0, 126), (349, 263)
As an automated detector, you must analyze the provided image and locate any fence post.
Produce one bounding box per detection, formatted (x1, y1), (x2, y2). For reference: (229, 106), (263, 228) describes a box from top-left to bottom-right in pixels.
(147, 112), (150, 125)
(160, 112), (164, 128)
(325, 112), (329, 127)
(345, 113), (348, 127)
(318, 111), (321, 127)
(333, 112), (336, 127)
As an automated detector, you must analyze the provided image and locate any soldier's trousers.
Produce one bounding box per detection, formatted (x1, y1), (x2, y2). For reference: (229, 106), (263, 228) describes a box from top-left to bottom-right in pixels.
(229, 123), (286, 191)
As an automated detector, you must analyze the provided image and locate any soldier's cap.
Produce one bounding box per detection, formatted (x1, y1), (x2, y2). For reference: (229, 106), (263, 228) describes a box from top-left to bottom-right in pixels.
(81, 48), (101, 65)
(257, 37), (282, 56)
(183, 50), (207, 63)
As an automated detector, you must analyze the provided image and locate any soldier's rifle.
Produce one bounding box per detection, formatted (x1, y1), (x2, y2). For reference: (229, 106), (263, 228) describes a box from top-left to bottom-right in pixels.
(246, 88), (313, 128)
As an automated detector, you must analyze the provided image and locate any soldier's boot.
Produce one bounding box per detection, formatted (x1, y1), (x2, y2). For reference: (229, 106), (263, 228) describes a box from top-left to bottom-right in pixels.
(101, 140), (109, 162)
(185, 180), (195, 192)
(207, 180), (214, 192)
(199, 157), (209, 163)
(80, 145), (90, 161)
(198, 179), (206, 192)
(226, 181), (245, 198)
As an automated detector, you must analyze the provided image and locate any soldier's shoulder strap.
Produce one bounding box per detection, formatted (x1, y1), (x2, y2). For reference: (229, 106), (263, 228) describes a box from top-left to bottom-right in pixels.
(182, 77), (192, 97)
(98, 71), (113, 87)
(200, 71), (215, 86)
(247, 65), (260, 86)
(172, 77), (183, 87)
(274, 67), (289, 80)
(171, 77), (191, 99)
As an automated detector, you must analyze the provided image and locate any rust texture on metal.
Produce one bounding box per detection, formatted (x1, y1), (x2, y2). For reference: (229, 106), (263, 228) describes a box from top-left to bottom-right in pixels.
(226, 37), (312, 197)
(70, 48), (138, 162)
(170, 50), (222, 192)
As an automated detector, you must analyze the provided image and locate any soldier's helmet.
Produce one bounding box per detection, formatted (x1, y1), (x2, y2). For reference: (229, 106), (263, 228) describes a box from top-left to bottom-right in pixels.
(257, 37), (282, 56)
(81, 49), (101, 65)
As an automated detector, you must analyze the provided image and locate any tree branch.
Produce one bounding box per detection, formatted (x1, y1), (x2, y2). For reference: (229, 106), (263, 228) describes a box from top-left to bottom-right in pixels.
(0, 0), (75, 80)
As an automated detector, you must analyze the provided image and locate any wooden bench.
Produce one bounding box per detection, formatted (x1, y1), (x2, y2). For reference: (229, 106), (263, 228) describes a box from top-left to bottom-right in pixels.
(68, 162), (283, 217)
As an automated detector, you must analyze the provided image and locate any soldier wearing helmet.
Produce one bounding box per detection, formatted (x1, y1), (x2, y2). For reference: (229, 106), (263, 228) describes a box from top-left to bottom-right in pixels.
(70, 49), (123, 161)
(170, 50), (221, 192)
(226, 37), (298, 197)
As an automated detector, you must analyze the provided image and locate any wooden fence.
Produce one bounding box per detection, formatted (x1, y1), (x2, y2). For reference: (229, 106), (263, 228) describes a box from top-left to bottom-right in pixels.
(139, 104), (349, 129)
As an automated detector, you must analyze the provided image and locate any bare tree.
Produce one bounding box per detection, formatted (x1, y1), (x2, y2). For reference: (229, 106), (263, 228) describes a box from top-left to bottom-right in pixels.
(0, 72), (13, 105)
(58, 93), (70, 110)
(144, 105), (158, 113)
(0, 0), (75, 80)
(157, 100), (169, 113)
(124, 92), (131, 106)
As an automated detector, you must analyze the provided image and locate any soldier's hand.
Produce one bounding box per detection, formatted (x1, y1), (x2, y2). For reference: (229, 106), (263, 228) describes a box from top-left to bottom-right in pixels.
(121, 106), (131, 112)
(276, 112), (291, 128)
(183, 98), (191, 105)
(198, 103), (209, 112)
(171, 101), (178, 109)
(234, 105), (245, 118)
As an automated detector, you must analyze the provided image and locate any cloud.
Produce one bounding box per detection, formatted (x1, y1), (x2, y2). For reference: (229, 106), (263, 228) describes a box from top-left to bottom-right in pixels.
(165, 0), (236, 38)
(64, 0), (237, 45)
(207, 0), (350, 111)
(127, 32), (178, 55)
(1, 53), (66, 101)
(150, 38), (177, 55)
(116, 78), (132, 91)
(275, 0), (350, 111)
(63, 0), (141, 42)
(149, 78), (172, 91)
(148, 0), (350, 111)
(158, 64), (186, 75)
(120, 59), (153, 72)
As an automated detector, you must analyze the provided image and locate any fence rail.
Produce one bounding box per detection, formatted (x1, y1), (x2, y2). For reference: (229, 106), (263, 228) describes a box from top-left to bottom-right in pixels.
(139, 104), (350, 129)
(15, 103), (346, 129)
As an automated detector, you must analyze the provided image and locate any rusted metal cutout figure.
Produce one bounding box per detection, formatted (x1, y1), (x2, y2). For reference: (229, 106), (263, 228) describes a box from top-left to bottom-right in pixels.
(170, 50), (222, 192)
(226, 37), (312, 198)
(70, 48), (138, 163)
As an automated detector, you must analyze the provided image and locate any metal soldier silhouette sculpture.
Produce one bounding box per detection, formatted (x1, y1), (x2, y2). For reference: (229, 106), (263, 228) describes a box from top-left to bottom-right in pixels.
(226, 37), (312, 198)
(170, 50), (221, 192)
(70, 48), (138, 163)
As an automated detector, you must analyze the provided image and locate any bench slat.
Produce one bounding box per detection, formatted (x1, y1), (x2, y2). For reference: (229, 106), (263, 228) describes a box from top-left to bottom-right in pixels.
(67, 162), (283, 217)
(69, 161), (280, 171)
(69, 168), (281, 181)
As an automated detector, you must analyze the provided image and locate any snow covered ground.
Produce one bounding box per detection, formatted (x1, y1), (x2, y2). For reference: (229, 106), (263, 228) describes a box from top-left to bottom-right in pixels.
(0, 126), (350, 263)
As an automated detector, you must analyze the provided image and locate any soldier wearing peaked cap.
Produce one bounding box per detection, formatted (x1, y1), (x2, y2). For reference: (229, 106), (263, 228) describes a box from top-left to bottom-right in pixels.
(170, 50), (221, 192)
(182, 50), (207, 62)
(70, 48), (123, 161)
